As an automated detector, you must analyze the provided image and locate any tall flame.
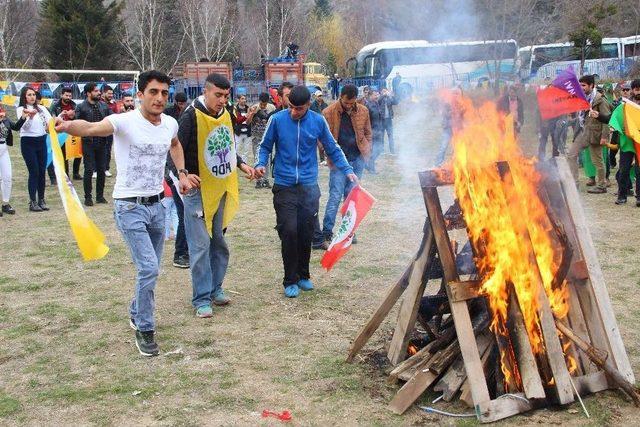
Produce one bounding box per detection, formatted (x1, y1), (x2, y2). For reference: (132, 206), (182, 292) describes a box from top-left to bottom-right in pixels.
(447, 94), (572, 388)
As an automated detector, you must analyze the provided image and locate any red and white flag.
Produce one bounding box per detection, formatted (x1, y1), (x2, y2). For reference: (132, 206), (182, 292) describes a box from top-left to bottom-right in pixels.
(321, 185), (375, 271)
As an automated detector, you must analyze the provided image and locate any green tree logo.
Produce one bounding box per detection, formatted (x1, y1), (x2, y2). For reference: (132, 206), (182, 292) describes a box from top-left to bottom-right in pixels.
(336, 209), (354, 239)
(207, 126), (232, 164)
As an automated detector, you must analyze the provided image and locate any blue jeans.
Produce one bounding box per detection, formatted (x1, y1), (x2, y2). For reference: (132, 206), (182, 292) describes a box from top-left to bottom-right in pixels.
(113, 199), (165, 332)
(435, 128), (451, 166)
(321, 157), (365, 239)
(183, 189), (229, 308)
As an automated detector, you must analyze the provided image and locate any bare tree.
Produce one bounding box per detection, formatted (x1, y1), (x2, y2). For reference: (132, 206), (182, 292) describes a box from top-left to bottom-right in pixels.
(249, 0), (309, 58)
(0, 0), (39, 79)
(120, 0), (185, 72)
(178, 0), (237, 62)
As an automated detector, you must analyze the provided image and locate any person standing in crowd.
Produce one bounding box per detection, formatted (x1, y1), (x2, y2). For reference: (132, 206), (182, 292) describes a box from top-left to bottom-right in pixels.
(365, 89), (384, 174)
(498, 86), (524, 134)
(357, 86), (370, 104)
(250, 92), (276, 188)
(101, 86), (119, 178)
(255, 85), (357, 298)
(55, 70), (195, 357)
(163, 91), (190, 268)
(161, 179), (178, 240)
(537, 114), (566, 160)
(615, 80), (640, 206)
(0, 107), (22, 216)
(178, 73), (254, 317)
(122, 94), (135, 112)
(233, 94), (254, 163)
(17, 86), (52, 212)
(436, 87), (464, 166)
(76, 83), (112, 206)
(310, 90), (328, 114)
(567, 74), (611, 193)
(316, 83), (371, 248)
(311, 90), (329, 165)
(49, 87), (79, 177)
(164, 92), (187, 120)
(330, 74), (340, 100)
(392, 72), (402, 95)
(379, 87), (397, 154)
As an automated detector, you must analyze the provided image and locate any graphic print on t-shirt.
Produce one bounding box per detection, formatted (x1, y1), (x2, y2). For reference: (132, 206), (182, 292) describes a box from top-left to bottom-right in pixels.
(125, 143), (170, 191)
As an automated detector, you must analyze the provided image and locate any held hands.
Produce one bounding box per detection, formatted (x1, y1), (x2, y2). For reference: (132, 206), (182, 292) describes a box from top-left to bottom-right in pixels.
(347, 173), (359, 185)
(600, 138), (609, 146)
(254, 166), (266, 179)
(589, 109), (600, 119)
(179, 173), (201, 194)
(239, 163), (255, 180)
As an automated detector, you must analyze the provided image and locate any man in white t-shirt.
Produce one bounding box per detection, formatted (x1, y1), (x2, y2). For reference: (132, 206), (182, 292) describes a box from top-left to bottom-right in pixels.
(55, 70), (198, 357)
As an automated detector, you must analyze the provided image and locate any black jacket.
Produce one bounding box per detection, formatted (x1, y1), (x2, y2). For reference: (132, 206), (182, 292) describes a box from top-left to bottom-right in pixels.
(178, 97), (245, 176)
(497, 95), (525, 126)
(75, 100), (111, 144)
(378, 94), (397, 119)
(0, 117), (23, 146)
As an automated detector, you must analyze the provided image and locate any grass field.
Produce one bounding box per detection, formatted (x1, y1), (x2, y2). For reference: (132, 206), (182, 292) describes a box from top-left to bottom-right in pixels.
(0, 96), (639, 426)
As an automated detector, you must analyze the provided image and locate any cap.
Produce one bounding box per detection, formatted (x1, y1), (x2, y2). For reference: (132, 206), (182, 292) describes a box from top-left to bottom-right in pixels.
(314, 90), (323, 97)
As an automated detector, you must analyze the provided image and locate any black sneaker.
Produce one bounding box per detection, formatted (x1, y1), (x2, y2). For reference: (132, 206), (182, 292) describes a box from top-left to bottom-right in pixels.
(615, 198), (627, 205)
(38, 199), (49, 211)
(636, 199), (640, 208)
(2, 204), (15, 214)
(135, 330), (159, 357)
(263, 180), (272, 188)
(172, 255), (190, 269)
(84, 198), (94, 207)
(73, 173), (82, 180)
(96, 197), (108, 204)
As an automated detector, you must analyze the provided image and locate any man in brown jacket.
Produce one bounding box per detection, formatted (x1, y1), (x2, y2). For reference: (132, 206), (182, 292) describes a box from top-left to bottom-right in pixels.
(567, 74), (611, 193)
(315, 84), (372, 247)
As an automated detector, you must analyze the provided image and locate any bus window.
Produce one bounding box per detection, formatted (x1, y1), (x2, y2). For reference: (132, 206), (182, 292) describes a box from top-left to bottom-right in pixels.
(585, 43), (618, 59)
(624, 43), (640, 57)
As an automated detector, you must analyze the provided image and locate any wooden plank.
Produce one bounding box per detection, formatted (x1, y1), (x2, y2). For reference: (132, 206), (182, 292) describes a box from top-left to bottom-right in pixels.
(496, 162), (573, 405)
(346, 260), (414, 362)
(418, 168), (454, 188)
(434, 333), (492, 401)
(388, 366), (439, 414)
(573, 370), (610, 395)
(566, 283), (595, 375)
(387, 227), (435, 365)
(388, 340), (438, 383)
(448, 280), (481, 302)
(423, 186), (491, 408)
(507, 291), (546, 400)
(555, 157), (635, 383)
(477, 393), (535, 423)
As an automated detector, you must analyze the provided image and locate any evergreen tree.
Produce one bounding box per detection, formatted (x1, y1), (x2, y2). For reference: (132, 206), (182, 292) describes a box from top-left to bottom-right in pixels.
(39, 0), (123, 78)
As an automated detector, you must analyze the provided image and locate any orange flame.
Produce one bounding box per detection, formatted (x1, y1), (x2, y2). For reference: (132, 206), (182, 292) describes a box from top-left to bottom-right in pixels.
(447, 94), (572, 386)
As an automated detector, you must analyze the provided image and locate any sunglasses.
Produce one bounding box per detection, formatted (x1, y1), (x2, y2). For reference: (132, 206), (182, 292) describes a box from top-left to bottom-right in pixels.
(623, 88), (630, 91)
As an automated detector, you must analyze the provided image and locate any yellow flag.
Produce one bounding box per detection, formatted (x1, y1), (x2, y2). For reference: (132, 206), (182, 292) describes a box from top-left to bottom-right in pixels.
(195, 108), (239, 236)
(1, 94), (17, 106)
(623, 101), (640, 164)
(48, 120), (109, 261)
(65, 135), (83, 159)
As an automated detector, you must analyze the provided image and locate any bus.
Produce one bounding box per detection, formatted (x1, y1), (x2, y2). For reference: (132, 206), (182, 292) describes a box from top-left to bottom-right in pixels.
(346, 39), (519, 95)
(518, 36), (640, 82)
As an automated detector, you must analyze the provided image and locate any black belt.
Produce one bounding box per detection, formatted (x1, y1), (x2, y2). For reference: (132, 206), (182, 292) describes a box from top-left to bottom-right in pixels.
(116, 192), (164, 205)
(0, 141), (5, 144)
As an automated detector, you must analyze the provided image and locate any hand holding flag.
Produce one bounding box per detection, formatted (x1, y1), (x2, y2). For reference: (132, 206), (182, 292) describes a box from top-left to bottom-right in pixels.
(536, 67), (590, 120)
(321, 185), (375, 271)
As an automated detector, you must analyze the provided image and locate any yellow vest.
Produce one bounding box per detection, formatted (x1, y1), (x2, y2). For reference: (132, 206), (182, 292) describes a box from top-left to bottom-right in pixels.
(195, 108), (239, 236)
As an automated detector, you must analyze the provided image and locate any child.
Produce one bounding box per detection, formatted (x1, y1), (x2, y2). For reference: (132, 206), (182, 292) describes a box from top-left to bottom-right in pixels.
(161, 180), (179, 240)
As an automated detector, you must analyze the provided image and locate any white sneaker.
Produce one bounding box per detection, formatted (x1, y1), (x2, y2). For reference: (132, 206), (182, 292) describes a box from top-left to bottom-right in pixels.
(105, 170), (112, 177)
(92, 172), (97, 178)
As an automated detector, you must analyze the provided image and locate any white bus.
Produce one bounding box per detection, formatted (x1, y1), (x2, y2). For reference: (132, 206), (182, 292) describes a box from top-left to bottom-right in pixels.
(519, 37), (639, 82)
(346, 39), (519, 95)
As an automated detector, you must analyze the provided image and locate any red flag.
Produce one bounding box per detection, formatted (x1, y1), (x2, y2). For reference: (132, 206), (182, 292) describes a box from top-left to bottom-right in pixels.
(537, 85), (590, 119)
(321, 185), (375, 271)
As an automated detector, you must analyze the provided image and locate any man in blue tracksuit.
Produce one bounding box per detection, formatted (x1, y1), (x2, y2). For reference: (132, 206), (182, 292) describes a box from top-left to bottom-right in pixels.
(254, 86), (358, 298)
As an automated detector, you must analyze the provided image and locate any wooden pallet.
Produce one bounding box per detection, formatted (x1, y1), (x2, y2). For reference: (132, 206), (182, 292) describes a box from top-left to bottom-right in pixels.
(346, 158), (634, 423)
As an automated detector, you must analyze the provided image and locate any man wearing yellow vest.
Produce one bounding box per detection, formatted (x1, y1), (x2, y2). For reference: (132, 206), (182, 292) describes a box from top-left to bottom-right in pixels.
(178, 73), (254, 318)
